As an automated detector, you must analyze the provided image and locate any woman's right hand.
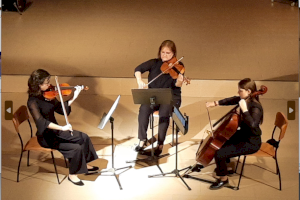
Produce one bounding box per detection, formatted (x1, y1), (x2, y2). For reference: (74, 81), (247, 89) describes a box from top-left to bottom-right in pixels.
(206, 101), (216, 108)
(61, 124), (73, 131)
(137, 79), (146, 89)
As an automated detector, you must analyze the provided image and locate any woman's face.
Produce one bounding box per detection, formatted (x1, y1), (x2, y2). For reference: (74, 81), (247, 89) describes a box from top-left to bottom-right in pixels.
(39, 77), (51, 91)
(160, 46), (174, 62)
(238, 87), (251, 99)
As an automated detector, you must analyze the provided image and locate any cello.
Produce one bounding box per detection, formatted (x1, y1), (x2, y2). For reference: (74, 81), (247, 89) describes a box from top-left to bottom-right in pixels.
(195, 85), (268, 167)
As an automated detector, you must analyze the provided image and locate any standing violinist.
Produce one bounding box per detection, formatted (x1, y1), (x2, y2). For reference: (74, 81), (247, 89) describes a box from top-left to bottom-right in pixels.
(205, 78), (263, 190)
(27, 69), (99, 186)
(134, 40), (184, 156)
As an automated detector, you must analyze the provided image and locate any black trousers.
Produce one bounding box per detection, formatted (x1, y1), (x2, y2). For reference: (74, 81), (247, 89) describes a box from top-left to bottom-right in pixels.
(39, 130), (98, 175)
(214, 131), (261, 176)
(138, 99), (181, 145)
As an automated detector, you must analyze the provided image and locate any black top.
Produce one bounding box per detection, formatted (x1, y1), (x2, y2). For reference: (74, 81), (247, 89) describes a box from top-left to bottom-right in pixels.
(134, 58), (182, 101)
(219, 96), (263, 136)
(27, 95), (71, 147)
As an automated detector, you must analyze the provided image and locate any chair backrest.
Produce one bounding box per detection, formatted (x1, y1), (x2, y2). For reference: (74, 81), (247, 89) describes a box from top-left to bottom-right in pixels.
(12, 105), (30, 134)
(274, 112), (288, 141)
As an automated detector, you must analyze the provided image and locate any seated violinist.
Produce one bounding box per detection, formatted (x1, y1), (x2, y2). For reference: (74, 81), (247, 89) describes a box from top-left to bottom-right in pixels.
(27, 69), (99, 186)
(205, 78), (263, 190)
(134, 40), (184, 156)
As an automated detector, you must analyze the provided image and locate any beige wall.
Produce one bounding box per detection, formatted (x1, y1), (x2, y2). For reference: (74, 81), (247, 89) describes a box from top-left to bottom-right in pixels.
(2, 0), (298, 81)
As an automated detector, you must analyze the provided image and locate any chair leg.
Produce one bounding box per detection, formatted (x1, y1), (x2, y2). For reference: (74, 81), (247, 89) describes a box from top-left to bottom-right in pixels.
(27, 150), (30, 166)
(17, 151), (24, 182)
(235, 156), (241, 173)
(64, 158), (68, 168)
(51, 152), (60, 184)
(275, 158), (282, 190)
(237, 156), (247, 190)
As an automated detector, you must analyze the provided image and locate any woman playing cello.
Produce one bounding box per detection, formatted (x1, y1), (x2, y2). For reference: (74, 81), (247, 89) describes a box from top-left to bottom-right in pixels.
(27, 69), (98, 186)
(134, 40), (184, 156)
(206, 78), (263, 190)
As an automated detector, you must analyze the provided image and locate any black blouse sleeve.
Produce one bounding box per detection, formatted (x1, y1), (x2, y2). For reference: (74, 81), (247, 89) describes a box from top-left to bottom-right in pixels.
(27, 98), (51, 136)
(242, 103), (263, 130)
(218, 96), (241, 106)
(54, 99), (71, 116)
(134, 59), (156, 74)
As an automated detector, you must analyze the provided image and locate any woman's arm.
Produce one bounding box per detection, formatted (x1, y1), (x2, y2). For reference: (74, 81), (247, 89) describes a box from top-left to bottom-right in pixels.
(135, 71), (147, 89)
(242, 103), (263, 129)
(27, 98), (69, 134)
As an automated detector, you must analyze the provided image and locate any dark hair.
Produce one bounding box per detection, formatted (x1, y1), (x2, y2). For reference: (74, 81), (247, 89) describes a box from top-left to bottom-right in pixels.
(157, 40), (177, 58)
(28, 69), (51, 97)
(238, 78), (263, 124)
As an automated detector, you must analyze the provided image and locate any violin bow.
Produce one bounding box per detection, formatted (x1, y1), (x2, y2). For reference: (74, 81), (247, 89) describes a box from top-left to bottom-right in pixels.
(55, 76), (73, 136)
(147, 56), (184, 86)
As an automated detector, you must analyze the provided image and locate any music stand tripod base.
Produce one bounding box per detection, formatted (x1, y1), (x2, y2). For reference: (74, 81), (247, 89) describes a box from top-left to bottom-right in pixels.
(148, 108), (192, 190)
(97, 95), (132, 190)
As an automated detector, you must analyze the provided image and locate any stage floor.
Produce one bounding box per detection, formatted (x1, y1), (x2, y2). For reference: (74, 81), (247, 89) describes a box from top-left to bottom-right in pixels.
(1, 92), (298, 200)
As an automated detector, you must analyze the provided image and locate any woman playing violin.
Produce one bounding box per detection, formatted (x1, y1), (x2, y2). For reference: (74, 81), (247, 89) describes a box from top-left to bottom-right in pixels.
(134, 40), (184, 156)
(206, 78), (263, 190)
(27, 69), (98, 186)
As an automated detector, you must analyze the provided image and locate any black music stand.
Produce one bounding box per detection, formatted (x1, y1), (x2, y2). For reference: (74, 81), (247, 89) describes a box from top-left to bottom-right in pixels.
(126, 88), (172, 173)
(148, 106), (191, 190)
(97, 95), (132, 190)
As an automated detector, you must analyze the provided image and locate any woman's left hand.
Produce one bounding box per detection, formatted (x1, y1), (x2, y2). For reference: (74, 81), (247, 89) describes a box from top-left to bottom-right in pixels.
(73, 85), (83, 100)
(239, 99), (248, 112)
(68, 86), (82, 106)
(175, 74), (184, 87)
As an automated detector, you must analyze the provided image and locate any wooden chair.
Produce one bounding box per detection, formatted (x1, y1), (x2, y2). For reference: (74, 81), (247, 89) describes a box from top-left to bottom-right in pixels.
(13, 105), (67, 184)
(235, 112), (288, 190)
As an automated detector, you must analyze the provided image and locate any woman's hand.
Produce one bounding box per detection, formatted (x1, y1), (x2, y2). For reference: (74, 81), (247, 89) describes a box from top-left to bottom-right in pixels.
(73, 85), (83, 100)
(206, 101), (218, 108)
(239, 99), (248, 112)
(175, 74), (184, 87)
(68, 86), (82, 106)
(61, 124), (73, 131)
(135, 71), (146, 89)
(137, 79), (146, 89)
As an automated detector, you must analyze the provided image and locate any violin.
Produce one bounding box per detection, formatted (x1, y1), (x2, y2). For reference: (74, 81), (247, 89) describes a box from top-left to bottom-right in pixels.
(147, 56), (190, 86)
(160, 57), (190, 85)
(43, 83), (89, 100)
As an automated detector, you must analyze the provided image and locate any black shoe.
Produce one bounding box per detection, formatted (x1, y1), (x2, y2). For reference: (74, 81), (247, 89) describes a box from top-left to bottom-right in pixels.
(154, 146), (163, 156)
(191, 164), (204, 172)
(88, 166), (99, 171)
(134, 140), (147, 152)
(68, 176), (84, 186)
(209, 178), (229, 190)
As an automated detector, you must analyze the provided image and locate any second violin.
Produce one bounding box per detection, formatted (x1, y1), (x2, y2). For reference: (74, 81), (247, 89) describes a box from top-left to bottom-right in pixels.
(147, 56), (191, 86)
(161, 56), (190, 85)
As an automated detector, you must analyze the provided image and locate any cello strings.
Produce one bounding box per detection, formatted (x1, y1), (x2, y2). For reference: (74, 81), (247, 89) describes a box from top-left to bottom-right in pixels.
(206, 107), (213, 134)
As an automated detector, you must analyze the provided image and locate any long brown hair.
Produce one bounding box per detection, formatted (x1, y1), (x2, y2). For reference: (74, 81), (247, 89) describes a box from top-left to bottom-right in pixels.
(28, 69), (51, 97)
(157, 40), (177, 58)
(238, 78), (263, 124)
